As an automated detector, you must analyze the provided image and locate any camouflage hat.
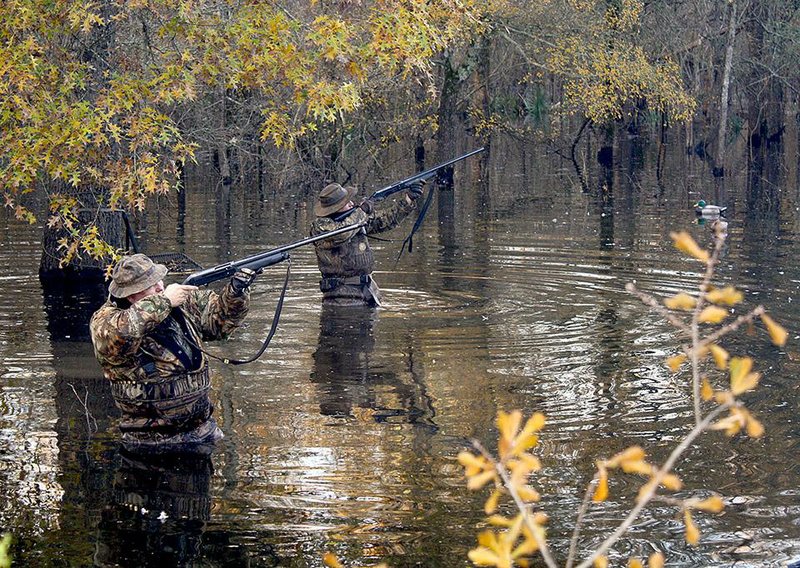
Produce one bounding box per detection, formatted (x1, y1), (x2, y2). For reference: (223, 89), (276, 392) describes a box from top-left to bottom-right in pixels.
(314, 183), (358, 217)
(109, 254), (168, 298)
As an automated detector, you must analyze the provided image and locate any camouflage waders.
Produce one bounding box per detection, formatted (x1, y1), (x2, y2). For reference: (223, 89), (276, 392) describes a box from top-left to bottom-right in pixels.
(311, 195), (417, 307)
(90, 275), (249, 452)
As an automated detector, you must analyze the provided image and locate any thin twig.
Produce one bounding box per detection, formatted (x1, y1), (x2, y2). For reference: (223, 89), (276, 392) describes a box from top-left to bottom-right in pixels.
(698, 306), (765, 349)
(689, 228), (726, 423)
(573, 404), (728, 568)
(68, 383), (97, 435)
(624, 283), (691, 334)
(565, 475), (599, 568)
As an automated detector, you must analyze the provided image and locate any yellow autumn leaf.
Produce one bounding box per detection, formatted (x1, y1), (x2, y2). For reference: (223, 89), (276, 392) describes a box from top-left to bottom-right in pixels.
(593, 465), (609, 502)
(485, 489), (502, 514)
(701, 377), (714, 401)
(517, 485), (541, 502)
(670, 231), (710, 262)
(458, 451), (484, 469)
(516, 453), (542, 472)
(525, 412), (546, 432)
(684, 509), (700, 545)
(760, 313), (788, 347)
(648, 552), (665, 568)
(628, 559), (644, 568)
(729, 357), (752, 383)
(468, 546), (500, 566)
(661, 473), (683, 491)
(745, 414), (765, 438)
(497, 410), (522, 457)
(512, 536), (539, 559)
(487, 515), (513, 527)
(709, 344), (729, 370)
(606, 446), (646, 468)
(620, 459), (652, 476)
(699, 306), (728, 324)
(711, 412), (744, 436)
(729, 357), (760, 395)
(664, 292), (696, 310)
(594, 555), (608, 568)
(666, 353), (687, 372)
(706, 286), (743, 305)
(323, 552), (344, 568)
(733, 371), (760, 396)
(714, 390), (735, 406)
(468, 470), (497, 490)
(694, 495), (724, 513)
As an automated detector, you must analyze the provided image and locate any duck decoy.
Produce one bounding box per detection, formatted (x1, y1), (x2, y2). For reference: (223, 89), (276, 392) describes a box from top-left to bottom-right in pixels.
(694, 199), (727, 217)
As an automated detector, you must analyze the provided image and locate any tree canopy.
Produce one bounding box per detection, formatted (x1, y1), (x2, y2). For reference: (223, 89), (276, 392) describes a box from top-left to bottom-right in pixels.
(1, 0), (485, 265)
(7, 0), (798, 267)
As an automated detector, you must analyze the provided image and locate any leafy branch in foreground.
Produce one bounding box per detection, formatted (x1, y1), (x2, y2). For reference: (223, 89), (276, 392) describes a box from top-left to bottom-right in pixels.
(457, 225), (787, 568)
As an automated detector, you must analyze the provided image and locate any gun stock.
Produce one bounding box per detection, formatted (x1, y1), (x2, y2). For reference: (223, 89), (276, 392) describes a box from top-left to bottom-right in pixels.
(182, 222), (366, 287)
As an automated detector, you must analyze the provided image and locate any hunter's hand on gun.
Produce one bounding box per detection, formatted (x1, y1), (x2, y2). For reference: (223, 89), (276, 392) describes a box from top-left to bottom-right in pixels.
(359, 198), (375, 215)
(230, 267), (258, 295)
(405, 179), (425, 203)
(163, 283), (198, 307)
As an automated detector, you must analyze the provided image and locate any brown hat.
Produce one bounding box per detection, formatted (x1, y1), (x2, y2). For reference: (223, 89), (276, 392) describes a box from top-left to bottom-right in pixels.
(314, 183), (358, 217)
(109, 254), (168, 298)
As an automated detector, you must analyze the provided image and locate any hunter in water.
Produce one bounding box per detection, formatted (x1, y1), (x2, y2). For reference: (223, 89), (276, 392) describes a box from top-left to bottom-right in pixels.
(89, 253), (257, 452)
(310, 179), (424, 307)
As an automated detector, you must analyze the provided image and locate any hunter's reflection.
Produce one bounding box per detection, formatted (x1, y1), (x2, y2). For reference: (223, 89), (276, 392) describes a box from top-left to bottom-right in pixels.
(94, 449), (212, 567)
(310, 306), (436, 429)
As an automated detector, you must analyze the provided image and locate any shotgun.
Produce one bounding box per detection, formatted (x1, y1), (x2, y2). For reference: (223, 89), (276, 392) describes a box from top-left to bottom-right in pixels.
(369, 147), (485, 201)
(183, 222), (366, 286)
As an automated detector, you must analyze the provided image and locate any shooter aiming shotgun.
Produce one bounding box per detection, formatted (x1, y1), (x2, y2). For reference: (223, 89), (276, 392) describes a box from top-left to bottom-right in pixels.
(310, 147), (484, 307)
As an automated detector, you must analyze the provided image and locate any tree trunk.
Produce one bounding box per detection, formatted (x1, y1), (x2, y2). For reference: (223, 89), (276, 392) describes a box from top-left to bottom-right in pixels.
(714, 0), (737, 178)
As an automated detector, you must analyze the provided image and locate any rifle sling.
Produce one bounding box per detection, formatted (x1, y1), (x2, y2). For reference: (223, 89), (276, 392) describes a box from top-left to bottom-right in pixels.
(396, 182), (436, 260)
(186, 257), (292, 366)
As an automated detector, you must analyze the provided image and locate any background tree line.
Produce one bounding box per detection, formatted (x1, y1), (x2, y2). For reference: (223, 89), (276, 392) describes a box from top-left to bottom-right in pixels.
(1, 0), (798, 277)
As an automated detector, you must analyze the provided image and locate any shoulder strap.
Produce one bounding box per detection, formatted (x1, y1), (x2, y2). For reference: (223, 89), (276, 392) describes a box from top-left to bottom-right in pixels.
(185, 258), (292, 366)
(138, 311), (201, 373)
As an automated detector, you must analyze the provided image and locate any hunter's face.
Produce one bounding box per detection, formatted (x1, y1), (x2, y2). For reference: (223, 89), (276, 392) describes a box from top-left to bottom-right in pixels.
(129, 279), (165, 302)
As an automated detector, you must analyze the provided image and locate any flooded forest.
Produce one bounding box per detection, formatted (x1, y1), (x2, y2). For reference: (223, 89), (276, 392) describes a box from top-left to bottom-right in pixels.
(2, 1), (800, 567)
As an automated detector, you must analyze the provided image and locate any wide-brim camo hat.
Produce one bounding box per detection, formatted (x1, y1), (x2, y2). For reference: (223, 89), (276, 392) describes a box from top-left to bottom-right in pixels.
(314, 183), (358, 217)
(109, 253), (168, 298)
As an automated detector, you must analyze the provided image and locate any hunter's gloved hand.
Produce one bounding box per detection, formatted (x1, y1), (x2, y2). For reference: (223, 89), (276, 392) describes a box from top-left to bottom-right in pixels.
(230, 267), (258, 295)
(359, 198), (375, 215)
(406, 179), (425, 200)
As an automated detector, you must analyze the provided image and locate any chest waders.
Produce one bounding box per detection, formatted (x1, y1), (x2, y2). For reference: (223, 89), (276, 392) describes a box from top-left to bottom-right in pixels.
(111, 309), (213, 438)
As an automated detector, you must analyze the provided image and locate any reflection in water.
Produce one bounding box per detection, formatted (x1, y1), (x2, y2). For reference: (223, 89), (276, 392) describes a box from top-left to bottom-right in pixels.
(310, 306), (437, 430)
(94, 450), (213, 567)
(4, 136), (800, 565)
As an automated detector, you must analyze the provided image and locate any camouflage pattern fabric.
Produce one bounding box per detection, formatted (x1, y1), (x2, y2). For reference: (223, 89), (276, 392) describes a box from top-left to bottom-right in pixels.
(310, 195), (416, 306)
(90, 282), (249, 448)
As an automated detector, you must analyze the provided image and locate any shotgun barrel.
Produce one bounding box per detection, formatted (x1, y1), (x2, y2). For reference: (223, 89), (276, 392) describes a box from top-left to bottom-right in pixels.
(369, 147), (485, 201)
(183, 222), (367, 286)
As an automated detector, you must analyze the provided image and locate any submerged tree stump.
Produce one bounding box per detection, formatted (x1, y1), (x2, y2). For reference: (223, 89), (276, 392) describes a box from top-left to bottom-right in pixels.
(39, 192), (130, 285)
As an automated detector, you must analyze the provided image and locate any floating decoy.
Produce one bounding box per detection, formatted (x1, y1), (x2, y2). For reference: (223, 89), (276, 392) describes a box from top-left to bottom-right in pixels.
(694, 199), (727, 217)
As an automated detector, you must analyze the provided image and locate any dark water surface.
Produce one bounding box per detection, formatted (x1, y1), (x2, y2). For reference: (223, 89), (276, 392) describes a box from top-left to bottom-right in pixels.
(1, 137), (800, 566)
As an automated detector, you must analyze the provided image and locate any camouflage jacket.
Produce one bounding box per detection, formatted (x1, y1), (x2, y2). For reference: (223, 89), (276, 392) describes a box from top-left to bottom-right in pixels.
(310, 195), (417, 305)
(89, 283), (249, 438)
